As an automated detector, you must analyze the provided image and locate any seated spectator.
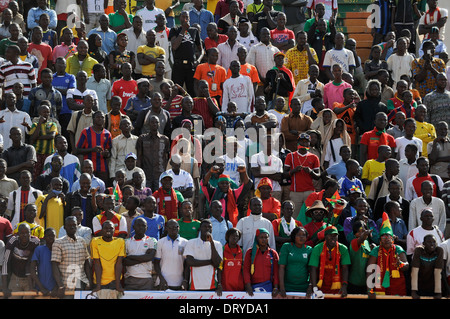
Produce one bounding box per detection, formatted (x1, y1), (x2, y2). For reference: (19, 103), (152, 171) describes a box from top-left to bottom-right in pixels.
(411, 234), (444, 299)
(407, 208), (445, 257)
(27, 0), (57, 31)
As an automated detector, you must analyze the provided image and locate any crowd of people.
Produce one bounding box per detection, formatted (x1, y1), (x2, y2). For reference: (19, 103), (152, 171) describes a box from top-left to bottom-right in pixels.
(0, 0), (448, 300)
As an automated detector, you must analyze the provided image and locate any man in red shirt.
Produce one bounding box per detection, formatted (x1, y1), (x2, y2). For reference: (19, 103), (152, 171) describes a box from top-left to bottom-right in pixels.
(111, 62), (137, 114)
(27, 26), (53, 84)
(360, 112), (396, 166)
(405, 156), (444, 201)
(204, 22), (228, 50)
(284, 132), (321, 220)
(269, 12), (295, 53)
(193, 80), (220, 129)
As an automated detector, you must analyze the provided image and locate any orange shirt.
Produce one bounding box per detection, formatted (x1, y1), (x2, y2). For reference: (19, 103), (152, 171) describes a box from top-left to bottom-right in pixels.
(226, 63), (260, 84)
(193, 63), (227, 97)
(246, 196), (281, 218)
(333, 102), (357, 144)
(109, 114), (122, 139)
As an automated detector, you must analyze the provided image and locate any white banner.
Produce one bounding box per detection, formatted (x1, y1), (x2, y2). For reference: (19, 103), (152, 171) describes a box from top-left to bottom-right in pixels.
(75, 290), (278, 300)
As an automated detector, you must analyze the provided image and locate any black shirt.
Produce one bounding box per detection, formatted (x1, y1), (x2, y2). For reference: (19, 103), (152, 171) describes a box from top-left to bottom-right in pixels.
(253, 10), (279, 40)
(168, 26), (201, 62)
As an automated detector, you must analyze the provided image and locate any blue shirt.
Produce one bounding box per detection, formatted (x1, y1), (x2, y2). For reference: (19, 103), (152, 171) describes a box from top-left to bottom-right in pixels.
(87, 27), (118, 55)
(52, 73), (76, 115)
(326, 160), (347, 181)
(338, 175), (365, 197)
(189, 8), (214, 40)
(131, 214), (165, 240)
(210, 216), (232, 246)
(31, 245), (56, 291)
(71, 176), (106, 193)
(376, 217), (408, 240)
(27, 7), (57, 30)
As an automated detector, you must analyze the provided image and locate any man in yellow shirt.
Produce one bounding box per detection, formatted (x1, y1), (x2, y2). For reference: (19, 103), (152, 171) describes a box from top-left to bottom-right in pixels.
(36, 177), (65, 236)
(13, 204), (44, 239)
(414, 104), (436, 158)
(361, 145), (391, 195)
(137, 29), (165, 78)
(65, 40), (98, 76)
(91, 220), (126, 298)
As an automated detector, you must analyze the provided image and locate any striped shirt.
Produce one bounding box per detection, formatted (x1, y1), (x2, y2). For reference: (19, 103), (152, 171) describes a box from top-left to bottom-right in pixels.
(29, 121), (58, 155)
(77, 127), (112, 173)
(43, 152), (81, 189)
(0, 60), (36, 96)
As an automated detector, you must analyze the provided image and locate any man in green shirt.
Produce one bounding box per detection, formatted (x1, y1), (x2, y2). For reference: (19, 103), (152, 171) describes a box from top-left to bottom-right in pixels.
(308, 225), (350, 297)
(348, 219), (372, 294)
(177, 200), (200, 240)
(0, 22), (20, 57)
(108, 0), (134, 33)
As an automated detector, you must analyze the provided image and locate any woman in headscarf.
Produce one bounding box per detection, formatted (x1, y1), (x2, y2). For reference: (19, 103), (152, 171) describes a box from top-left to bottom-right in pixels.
(310, 109), (337, 146)
(243, 228), (280, 296)
(246, 177), (281, 221)
(87, 33), (108, 69)
(201, 164), (253, 227)
(322, 118), (352, 169)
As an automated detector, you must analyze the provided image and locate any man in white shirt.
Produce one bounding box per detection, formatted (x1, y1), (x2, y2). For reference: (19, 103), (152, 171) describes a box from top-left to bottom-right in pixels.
(122, 16), (147, 77)
(136, 0), (165, 32)
(0, 92), (32, 150)
(183, 219), (223, 290)
(247, 27), (279, 84)
(409, 180), (446, 233)
(236, 197), (276, 253)
(154, 219), (189, 290)
(222, 60), (254, 113)
(250, 133), (283, 201)
(398, 144), (419, 187)
(406, 208), (445, 256)
(217, 25), (244, 70)
(219, 137), (246, 185)
(322, 32), (356, 81)
(123, 217), (157, 290)
(160, 154), (194, 200)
